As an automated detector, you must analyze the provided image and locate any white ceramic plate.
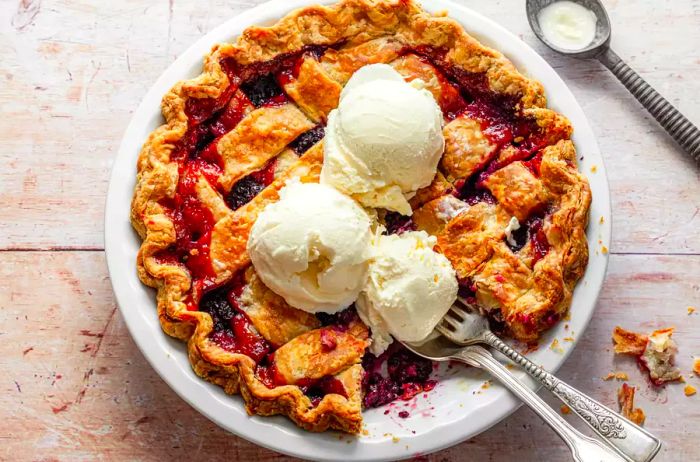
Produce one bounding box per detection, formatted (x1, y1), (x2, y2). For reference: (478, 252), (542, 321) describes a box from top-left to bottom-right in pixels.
(105, 0), (611, 460)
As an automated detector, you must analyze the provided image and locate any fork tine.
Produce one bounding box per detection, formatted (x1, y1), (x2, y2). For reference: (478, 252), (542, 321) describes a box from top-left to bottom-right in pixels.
(441, 313), (462, 331)
(456, 295), (475, 308)
(449, 304), (469, 320)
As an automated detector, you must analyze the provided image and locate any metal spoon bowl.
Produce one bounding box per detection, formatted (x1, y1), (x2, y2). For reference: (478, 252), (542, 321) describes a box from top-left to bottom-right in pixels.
(526, 0), (700, 161)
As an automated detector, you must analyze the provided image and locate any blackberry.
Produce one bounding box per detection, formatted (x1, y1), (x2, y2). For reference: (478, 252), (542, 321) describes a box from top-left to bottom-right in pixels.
(226, 176), (265, 210)
(290, 125), (325, 155)
(240, 74), (284, 107)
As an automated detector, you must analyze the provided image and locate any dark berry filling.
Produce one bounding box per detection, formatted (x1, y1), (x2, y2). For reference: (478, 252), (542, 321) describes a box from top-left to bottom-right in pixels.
(290, 125), (325, 155)
(362, 343), (436, 409)
(225, 158), (277, 210)
(383, 211), (417, 235)
(316, 306), (361, 331)
(298, 376), (348, 406)
(457, 279), (507, 334)
(199, 280), (271, 363)
(241, 74), (286, 107)
(528, 216), (550, 264)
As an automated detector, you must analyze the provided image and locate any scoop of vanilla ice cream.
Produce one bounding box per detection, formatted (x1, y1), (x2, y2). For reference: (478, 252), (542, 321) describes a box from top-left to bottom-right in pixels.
(356, 230), (458, 354)
(321, 64), (445, 216)
(247, 181), (373, 313)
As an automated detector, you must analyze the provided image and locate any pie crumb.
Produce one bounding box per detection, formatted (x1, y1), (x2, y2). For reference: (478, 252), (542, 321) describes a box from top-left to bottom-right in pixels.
(599, 216), (605, 224)
(688, 306), (697, 315)
(392, 436), (400, 443)
(618, 383), (645, 426)
(612, 326), (648, 355)
(694, 358), (700, 376)
(685, 385), (697, 396)
(550, 339), (564, 354)
(481, 380), (491, 390)
(590, 165), (598, 173)
(603, 372), (628, 381)
(601, 245), (608, 254)
(560, 405), (571, 414)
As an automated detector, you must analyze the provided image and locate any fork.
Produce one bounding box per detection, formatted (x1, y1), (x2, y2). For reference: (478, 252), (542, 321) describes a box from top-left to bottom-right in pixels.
(434, 299), (661, 462)
(403, 338), (625, 462)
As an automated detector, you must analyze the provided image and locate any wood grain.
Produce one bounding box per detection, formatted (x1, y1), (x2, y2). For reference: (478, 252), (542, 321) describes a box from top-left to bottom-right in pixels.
(1, 0), (699, 460)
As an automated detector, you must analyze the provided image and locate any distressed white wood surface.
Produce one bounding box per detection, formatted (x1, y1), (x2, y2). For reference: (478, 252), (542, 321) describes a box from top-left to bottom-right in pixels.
(1, 0), (698, 461)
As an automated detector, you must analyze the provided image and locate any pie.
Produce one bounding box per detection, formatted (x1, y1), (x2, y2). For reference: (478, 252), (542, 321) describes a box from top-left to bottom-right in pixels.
(131, 0), (591, 433)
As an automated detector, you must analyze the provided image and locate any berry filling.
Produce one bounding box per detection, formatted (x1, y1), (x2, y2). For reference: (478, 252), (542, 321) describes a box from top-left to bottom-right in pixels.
(316, 306), (361, 331)
(383, 211), (417, 235)
(199, 279), (271, 362)
(298, 376), (349, 406)
(241, 74), (287, 107)
(453, 177), (498, 206)
(225, 158), (278, 210)
(156, 159), (221, 293)
(362, 343), (436, 409)
(503, 211), (551, 263)
(290, 125), (325, 155)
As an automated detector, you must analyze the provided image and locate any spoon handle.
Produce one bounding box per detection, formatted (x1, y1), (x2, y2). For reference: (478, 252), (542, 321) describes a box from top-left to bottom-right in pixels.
(456, 346), (627, 462)
(597, 47), (700, 162)
(482, 331), (661, 462)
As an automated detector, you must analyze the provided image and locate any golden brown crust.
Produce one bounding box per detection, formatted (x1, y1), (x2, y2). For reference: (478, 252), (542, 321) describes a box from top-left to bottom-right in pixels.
(239, 268), (321, 348)
(131, 0), (590, 432)
(618, 383), (646, 426)
(435, 140), (590, 342)
(441, 117), (498, 181)
(612, 326), (649, 355)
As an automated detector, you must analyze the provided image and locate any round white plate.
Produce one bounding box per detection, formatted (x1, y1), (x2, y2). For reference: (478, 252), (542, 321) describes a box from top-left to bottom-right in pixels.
(105, 0), (611, 460)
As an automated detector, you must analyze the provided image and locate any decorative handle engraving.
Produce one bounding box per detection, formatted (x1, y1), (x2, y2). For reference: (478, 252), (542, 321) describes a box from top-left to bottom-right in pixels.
(552, 382), (626, 439)
(483, 331), (661, 462)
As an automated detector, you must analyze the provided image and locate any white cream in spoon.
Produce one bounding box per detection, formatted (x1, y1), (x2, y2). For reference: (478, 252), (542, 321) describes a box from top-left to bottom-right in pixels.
(538, 1), (598, 51)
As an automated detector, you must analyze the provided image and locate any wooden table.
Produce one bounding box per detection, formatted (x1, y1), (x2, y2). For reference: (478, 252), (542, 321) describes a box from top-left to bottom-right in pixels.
(2, 0), (698, 460)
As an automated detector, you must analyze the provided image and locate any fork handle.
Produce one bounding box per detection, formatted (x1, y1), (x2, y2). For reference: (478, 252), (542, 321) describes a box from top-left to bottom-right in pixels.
(456, 346), (626, 462)
(598, 47), (700, 163)
(483, 331), (661, 462)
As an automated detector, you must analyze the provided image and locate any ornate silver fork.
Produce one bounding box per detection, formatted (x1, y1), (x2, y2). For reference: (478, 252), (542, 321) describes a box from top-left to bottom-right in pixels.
(431, 298), (661, 462)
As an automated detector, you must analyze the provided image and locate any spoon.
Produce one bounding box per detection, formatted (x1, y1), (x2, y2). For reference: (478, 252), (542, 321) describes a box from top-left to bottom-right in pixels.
(526, 0), (700, 163)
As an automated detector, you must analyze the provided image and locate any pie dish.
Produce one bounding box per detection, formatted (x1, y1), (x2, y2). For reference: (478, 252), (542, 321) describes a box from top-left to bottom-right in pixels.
(107, 0), (610, 458)
(130, 0), (591, 434)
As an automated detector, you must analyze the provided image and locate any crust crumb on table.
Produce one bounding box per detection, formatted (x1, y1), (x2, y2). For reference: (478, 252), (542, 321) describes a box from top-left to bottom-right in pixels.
(689, 306), (697, 315)
(685, 385), (697, 396)
(603, 372), (628, 381)
(694, 358), (700, 376)
(560, 405), (571, 415)
(618, 383), (646, 426)
(612, 326), (682, 385)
